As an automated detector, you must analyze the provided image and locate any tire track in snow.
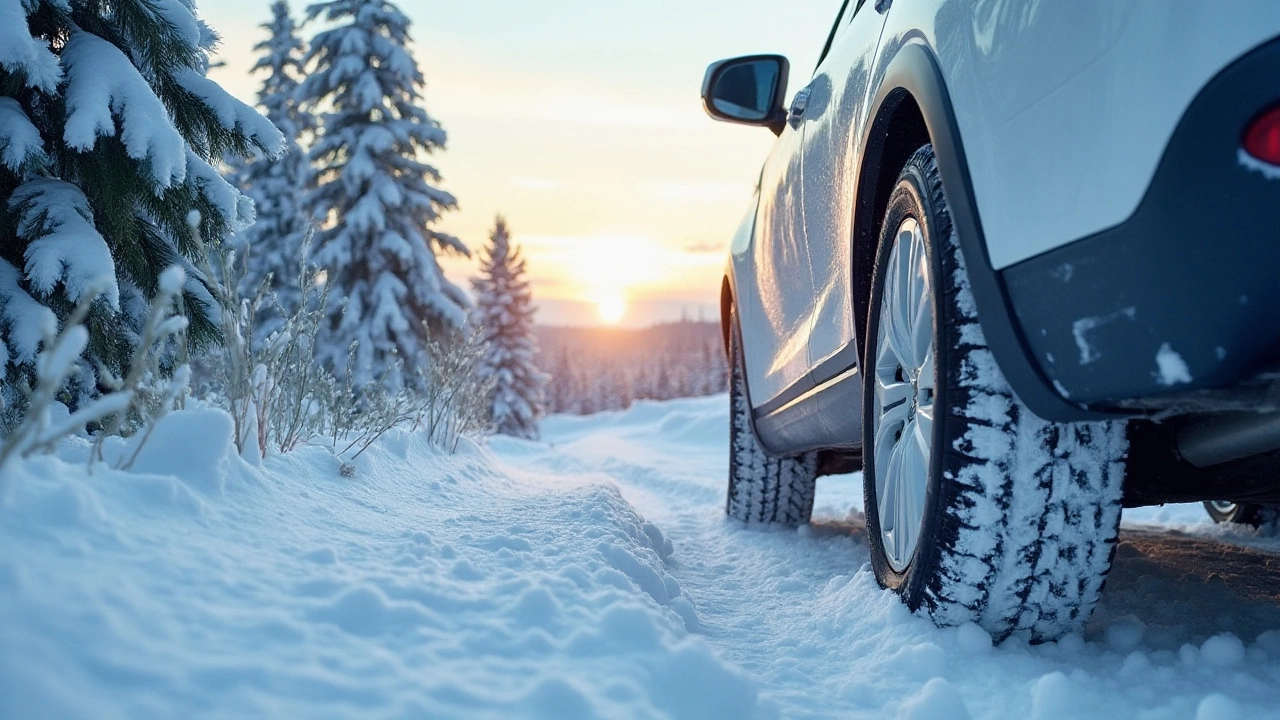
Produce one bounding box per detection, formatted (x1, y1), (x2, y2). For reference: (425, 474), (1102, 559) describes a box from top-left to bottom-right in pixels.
(493, 397), (1280, 719)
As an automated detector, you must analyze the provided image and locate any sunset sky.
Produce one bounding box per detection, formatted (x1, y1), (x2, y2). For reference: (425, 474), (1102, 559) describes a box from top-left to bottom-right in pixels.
(203, 0), (840, 327)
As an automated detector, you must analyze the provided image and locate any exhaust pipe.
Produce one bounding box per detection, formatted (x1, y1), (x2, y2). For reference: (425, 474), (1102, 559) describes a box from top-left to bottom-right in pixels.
(1177, 410), (1280, 468)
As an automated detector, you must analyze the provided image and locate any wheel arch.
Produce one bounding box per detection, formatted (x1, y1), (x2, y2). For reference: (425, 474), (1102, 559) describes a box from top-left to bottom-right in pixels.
(853, 41), (1103, 422)
(719, 273), (734, 361)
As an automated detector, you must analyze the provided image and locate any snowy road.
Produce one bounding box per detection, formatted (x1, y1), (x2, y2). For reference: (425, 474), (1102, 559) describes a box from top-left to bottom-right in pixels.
(501, 396), (1280, 720)
(3, 396), (1280, 719)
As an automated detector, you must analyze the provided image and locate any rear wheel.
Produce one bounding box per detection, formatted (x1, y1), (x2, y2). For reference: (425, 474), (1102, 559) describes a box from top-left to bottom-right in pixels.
(1203, 501), (1280, 528)
(862, 146), (1130, 642)
(725, 308), (817, 525)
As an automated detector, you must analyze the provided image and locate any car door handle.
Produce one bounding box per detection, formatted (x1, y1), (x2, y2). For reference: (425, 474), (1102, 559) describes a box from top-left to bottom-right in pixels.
(788, 86), (812, 128)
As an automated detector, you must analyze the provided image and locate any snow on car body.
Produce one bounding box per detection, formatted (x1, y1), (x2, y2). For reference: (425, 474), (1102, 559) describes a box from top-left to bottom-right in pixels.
(703, 0), (1280, 640)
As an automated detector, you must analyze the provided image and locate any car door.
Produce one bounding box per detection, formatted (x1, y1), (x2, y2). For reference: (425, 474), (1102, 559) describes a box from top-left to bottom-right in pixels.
(799, 0), (889, 382)
(738, 82), (816, 408)
(740, 0), (865, 410)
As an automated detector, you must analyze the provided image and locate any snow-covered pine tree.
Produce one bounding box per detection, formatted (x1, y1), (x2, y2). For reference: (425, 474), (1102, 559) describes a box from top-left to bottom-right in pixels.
(230, 0), (316, 339)
(547, 347), (577, 414)
(0, 0), (283, 414)
(471, 217), (547, 439)
(300, 0), (467, 389)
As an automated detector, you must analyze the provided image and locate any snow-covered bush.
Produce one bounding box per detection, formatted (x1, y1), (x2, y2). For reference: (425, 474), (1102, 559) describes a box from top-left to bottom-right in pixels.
(0, 0), (283, 414)
(1, 266), (192, 475)
(300, 0), (469, 390)
(417, 327), (497, 452)
(470, 216), (548, 439)
(199, 239), (491, 460)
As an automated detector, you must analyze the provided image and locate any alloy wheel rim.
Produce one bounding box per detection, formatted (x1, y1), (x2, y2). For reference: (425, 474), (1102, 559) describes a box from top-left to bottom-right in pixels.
(873, 217), (936, 573)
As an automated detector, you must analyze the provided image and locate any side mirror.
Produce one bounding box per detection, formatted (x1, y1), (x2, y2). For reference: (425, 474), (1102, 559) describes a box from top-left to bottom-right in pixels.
(701, 55), (790, 135)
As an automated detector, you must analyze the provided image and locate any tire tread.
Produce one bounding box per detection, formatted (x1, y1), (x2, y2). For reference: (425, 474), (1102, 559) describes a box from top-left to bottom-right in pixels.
(726, 318), (817, 526)
(893, 146), (1128, 641)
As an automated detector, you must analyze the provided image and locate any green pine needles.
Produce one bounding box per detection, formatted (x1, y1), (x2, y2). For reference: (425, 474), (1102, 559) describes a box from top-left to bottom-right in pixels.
(0, 0), (282, 416)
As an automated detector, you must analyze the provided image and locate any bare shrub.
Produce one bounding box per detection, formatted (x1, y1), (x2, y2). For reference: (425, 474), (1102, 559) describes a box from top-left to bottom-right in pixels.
(201, 237), (495, 462)
(417, 326), (496, 452)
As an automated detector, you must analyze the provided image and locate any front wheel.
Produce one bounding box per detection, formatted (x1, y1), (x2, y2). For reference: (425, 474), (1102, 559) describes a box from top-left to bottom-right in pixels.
(862, 146), (1130, 642)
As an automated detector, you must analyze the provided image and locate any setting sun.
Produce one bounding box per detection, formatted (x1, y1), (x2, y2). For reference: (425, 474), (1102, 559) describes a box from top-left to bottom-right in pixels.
(595, 290), (627, 325)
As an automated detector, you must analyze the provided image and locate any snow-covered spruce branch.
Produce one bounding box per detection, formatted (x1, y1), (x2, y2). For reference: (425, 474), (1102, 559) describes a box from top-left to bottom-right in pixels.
(0, 268), (191, 476)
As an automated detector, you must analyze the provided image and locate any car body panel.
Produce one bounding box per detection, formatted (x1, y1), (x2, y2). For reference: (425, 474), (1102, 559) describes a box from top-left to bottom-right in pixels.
(942, 0), (1280, 270)
(722, 0), (1280, 449)
(732, 123), (815, 408)
(800, 1), (888, 382)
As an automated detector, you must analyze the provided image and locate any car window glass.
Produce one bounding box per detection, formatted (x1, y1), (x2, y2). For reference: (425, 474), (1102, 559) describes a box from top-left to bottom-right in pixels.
(815, 0), (852, 69)
(817, 0), (870, 70)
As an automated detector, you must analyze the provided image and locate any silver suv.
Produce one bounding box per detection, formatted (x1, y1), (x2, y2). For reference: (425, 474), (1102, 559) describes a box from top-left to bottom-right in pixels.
(703, 0), (1280, 641)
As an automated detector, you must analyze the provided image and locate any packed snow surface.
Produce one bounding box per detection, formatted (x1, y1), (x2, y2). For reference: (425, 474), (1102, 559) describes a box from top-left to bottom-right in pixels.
(2, 395), (1279, 719)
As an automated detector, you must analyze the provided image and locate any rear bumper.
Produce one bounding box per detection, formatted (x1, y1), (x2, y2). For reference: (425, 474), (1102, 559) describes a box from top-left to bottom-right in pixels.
(1001, 36), (1280, 417)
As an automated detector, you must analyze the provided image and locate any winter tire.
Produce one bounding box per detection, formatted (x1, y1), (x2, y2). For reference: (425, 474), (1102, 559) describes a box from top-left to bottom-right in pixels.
(862, 146), (1130, 642)
(725, 307), (818, 525)
(1203, 501), (1280, 529)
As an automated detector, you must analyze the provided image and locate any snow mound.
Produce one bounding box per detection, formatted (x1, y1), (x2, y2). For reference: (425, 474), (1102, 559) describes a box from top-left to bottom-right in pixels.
(0, 406), (774, 719)
(3, 395), (1280, 719)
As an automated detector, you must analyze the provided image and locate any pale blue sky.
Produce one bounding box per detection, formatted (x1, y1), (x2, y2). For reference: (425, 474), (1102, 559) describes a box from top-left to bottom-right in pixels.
(204, 0), (841, 326)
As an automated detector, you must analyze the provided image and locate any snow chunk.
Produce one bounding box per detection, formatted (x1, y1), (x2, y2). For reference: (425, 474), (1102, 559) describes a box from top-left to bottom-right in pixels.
(1238, 148), (1280, 181)
(62, 31), (186, 188)
(898, 678), (970, 720)
(955, 622), (992, 654)
(889, 642), (947, 681)
(1071, 307), (1136, 365)
(1104, 614), (1145, 651)
(126, 409), (235, 494)
(1195, 693), (1243, 720)
(1030, 672), (1080, 720)
(1155, 343), (1192, 386)
(11, 178), (120, 309)
(0, 0), (62, 91)
(0, 97), (46, 171)
(1055, 633), (1086, 655)
(1119, 651), (1150, 680)
(1199, 633), (1245, 667)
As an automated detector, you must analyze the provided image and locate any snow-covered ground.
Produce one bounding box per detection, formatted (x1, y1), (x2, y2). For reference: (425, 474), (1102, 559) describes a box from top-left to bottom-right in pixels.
(2, 396), (1279, 719)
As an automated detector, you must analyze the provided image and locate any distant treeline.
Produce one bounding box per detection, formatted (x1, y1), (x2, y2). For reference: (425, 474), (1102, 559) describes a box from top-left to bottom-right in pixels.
(538, 321), (728, 415)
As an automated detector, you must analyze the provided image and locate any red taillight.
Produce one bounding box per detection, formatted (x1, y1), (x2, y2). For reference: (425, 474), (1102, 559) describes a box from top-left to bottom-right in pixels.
(1243, 105), (1280, 165)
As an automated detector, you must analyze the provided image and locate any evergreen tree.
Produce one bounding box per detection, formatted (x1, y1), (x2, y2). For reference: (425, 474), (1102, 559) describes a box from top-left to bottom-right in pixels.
(471, 217), (546, 439)
(0, 0), (283, 410)
(548, 347), (577, 414)
(231, 0), (316, 339)
(300, 0), (467, 389)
